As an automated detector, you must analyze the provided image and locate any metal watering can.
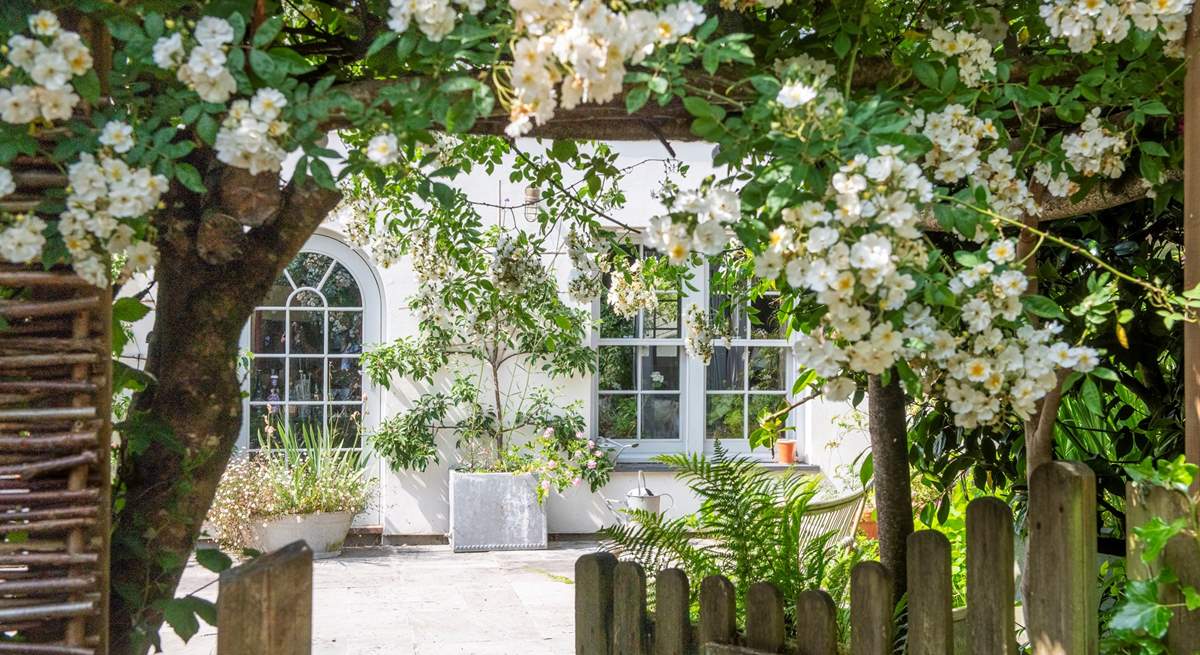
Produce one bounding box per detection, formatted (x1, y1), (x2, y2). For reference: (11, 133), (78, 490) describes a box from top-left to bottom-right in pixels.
(622, 471), (673, 515)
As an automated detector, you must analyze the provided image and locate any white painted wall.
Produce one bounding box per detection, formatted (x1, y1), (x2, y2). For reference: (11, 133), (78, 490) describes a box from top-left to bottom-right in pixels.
(121, 137), (870, 536)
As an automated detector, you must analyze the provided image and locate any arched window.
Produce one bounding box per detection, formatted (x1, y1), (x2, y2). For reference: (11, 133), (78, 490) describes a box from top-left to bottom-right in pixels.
(240, 235), (380, 451)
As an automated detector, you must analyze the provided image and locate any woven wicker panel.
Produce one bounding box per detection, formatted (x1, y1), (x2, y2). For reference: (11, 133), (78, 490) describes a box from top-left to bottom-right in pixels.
(0, 266), (111, 655)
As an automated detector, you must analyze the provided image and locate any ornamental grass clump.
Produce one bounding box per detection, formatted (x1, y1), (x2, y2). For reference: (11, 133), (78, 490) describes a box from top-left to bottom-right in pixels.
(206, 421), (371, 551)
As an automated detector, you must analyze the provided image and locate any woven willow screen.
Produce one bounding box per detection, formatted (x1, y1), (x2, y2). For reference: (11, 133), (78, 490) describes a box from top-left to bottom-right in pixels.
(0, 265), (111, 654)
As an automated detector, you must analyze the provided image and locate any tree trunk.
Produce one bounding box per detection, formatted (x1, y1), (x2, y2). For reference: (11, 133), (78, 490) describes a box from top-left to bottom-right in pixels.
(108, 173), (341, 655)
(867, 373), (914, 604)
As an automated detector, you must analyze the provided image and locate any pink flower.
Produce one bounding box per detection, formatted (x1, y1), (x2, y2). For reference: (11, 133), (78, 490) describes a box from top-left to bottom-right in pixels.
(587, 459), (597, 470)
(573, 477), (582, 487)
(547, 460), (557, 470)
(593, 449), (603, 457)
(541, 480), (551, 490)
(576, 431), (586, 439)
(587, 440), (595, 449)
(542, 427), (555, 438)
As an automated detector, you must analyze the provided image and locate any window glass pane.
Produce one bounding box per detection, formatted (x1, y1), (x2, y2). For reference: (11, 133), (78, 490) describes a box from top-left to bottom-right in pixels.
(706, 394), (744, 440)
(251, 310), (286, 354)
(641, 395), (680, 439)
(289, 358), (324, 401)
(322, 263), (362, 307)
(263, 274), (292, 306)
(707, 346), (745, 391)
(598, 346), (636, 391)
(329, 406), (363, 449)
(328, 357), (362, 401)
(709, 293), (747, 339)
(249, 404), (282, 448)
(289, 310), (324, 354)
(749, 294), (783, 339)
(643, 293), (680, 339)
(287, 404), (325, 441)
(747, 394), (785, 433)
(250, 358), (285, 402)
(749, 347), (785, 391)
(287, 252), (333, 289)
(641, 346), (680, 391)
(598, 394), (637, 438)
(289, 289), (325, 308)
(329, 312), (363, 354)
(599, 293), (637, 338)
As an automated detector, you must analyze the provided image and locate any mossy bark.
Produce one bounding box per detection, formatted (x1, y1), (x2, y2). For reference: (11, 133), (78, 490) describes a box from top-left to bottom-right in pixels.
(867, 373), (914, 605)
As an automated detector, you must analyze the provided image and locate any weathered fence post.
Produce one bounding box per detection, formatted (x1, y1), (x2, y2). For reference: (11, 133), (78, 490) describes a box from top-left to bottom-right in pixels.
(1028, 462), (1096, 655)
(1128, 481), (1200, 651)
(655, 568), (691, 655)
(216, 540), (313, 655)
(745, 581), (785, 652)
(699, 575), (737, 646)
(795, 589), (838, 655)
(613, 561), (649, 655)
(850, 562), (893, 655)
(966, 497), (1015, 655)
(576, 552), (618, 655)
(907, 530), (952, 655)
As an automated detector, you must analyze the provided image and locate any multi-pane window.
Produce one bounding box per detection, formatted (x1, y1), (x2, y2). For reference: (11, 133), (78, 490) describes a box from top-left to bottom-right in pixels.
(705, 293), (790, 440)
(594, 250), (799, 457)
(247, 251), (365, 449)
(596, 247), (683, 442)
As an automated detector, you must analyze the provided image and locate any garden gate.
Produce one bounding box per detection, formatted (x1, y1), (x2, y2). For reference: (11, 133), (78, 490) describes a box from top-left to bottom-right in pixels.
(575, 461), (1200, 655)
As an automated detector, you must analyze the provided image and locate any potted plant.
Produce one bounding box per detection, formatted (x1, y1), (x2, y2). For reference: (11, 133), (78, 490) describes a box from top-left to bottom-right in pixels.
(364, 230), (612, 551)
(207, 418), (371, 558)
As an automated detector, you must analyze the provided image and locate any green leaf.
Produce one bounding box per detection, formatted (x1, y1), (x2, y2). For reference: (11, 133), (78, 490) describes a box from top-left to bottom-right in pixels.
(1023, 295), (1067, 320)
(144, 13), (164, 39)
(1140, 141), (1168, 157)
(939, 66), (958, 94)
(625, 86), (650, 114)
(1108, 579), (1172, 638)
(309, 158), (335, 189)
(912, 60), (939, 89)
(682, 96), (717, 119)
(161, 599), (201, 643)
(252, 16), (283, 48)
(73, 70), (101, 104)
(1134, 517), (1189, 563)
(174, 163), (206, 193)
(196, 114), (218, 146)
(1141, 100), (1170, 116)
(366, 32), (397, 58)
(194, 548), (233, 573)
(249, 49), (279, 84)
(832, 31), (852, 59)
(113, 297), (151, 323)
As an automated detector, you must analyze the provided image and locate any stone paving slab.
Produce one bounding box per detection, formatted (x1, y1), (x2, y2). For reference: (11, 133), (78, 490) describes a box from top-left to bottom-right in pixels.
(160, 541), (597, 654)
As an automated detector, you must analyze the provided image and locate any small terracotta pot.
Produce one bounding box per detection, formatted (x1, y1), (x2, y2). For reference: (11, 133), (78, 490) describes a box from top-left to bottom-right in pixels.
(859, 511), (878, 539)
(775, 439), (797, 464)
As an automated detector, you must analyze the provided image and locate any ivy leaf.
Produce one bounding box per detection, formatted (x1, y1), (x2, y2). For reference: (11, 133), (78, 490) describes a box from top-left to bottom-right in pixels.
(1134, 517), (1189, 563)
(161, 599), (201, 643)
(194, 547), (233, 573)
(1109, 579), (1172, 638)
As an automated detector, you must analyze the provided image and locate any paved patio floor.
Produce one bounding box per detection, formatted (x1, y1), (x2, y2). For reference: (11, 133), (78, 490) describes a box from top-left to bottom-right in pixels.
(161, 541), (598, 654)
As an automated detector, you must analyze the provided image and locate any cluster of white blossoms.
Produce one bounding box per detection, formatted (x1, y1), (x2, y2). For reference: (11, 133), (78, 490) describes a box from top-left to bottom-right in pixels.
(491, 234), (547, 294)
(924, 240), (1098, 427)
(1062, 108), (1128, 180)
(643, 186), (740, 263)
(365, 133), (401, 166)
(1040, 0), (1191, 56)
(214, 88), (291, 174)
(916, 104), (1000, 184)
(0, 215), (47, 265)
(56, 148), (165, 285)
(153, 17), (239, 103)
(1, 11), (90, 123)
(773, 53), (844, 122)
(387, 0), (485, 42)
(0, 168), (13, 197)
(683, 304), (715, 365)
(928, 27), (996, 88)
(1033, 161), (1078, 198)
(607, 260), (658, 318)
(565, 228), (606, 304)
(504, 0), (705, 137)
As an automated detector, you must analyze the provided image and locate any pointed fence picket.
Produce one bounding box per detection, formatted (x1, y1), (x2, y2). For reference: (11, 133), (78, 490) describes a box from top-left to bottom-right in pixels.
(575, 461), (1200, 655)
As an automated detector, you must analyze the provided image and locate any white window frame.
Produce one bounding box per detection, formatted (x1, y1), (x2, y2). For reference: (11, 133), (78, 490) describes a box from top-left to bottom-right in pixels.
(591, 255), (806, 463)
(237, 231), (384, 522)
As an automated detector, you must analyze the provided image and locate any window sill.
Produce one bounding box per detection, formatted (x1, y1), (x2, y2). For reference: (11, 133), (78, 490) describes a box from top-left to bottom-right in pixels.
(613, 460), (820, 474)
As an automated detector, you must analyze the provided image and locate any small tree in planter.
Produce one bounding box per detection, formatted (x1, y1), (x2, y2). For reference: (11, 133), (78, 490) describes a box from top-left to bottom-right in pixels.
(364, 228), (611, 550)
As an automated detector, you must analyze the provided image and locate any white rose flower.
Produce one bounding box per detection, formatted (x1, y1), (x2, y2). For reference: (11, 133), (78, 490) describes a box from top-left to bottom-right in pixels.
(366, 133), (400, 165)
(250, 88), (288, 121)
(99, 121), (135, 154)
(29, 10), (61, 37)
(0, 85), (41, 124)
(195, 16), (236, 47)
(824, 376), (856, 402)
(152, 33), (185, 69)
(0, 167), (14, 197)
(777, 82), (818, 109)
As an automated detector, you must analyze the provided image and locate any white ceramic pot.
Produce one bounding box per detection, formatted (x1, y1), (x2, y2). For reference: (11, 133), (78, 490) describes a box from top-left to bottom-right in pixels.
(247, 511), (354, 559)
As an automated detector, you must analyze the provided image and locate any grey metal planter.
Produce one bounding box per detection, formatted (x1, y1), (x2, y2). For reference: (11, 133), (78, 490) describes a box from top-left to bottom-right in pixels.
(448, 470), (547, 552)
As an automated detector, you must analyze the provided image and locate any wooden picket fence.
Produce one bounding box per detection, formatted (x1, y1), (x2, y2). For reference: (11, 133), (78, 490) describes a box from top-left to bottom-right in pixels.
(214, 540), (313, 655)
(575, 461), (1200, 655)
